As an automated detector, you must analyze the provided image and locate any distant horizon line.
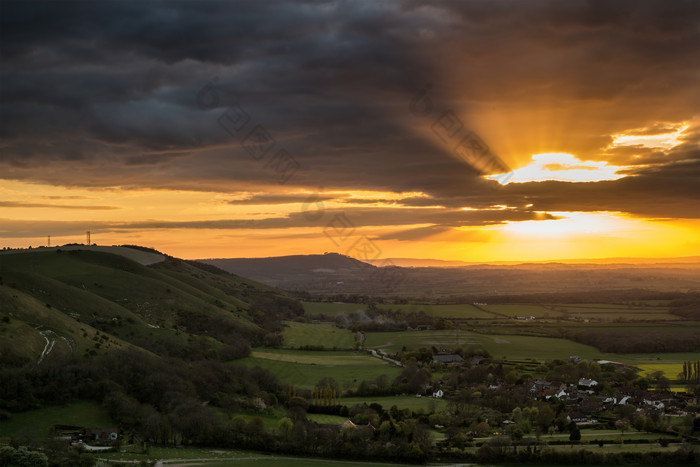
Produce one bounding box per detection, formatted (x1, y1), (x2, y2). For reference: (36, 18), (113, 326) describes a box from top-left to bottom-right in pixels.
(2, 244), (698, 266)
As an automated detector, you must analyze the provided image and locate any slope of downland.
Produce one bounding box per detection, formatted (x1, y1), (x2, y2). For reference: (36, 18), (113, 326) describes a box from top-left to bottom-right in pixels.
(0, 248), (300, 364)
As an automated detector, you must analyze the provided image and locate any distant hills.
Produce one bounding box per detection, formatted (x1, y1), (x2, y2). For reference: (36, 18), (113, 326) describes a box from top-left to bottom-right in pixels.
(0, 245), (302, 366)
(199, 253), (374, 288)
(198, 253), (700, 298)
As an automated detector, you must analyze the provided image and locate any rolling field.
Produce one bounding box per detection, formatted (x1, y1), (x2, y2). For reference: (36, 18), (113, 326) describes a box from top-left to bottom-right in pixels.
(282, 321), (356, 349)
(342, 395), (448, 412)
(636, 362), (685, 380)
(364, 329), (610, 361)
(364, 330), (480, 351)
(100, 447), (420, 466)
(273, 322), (700, 381)
(556, 304), (679, 321)
(0, 401), (114, 439)
(483, 304), (562, 318)
(304, 302), (501, 320)
(302, 301), (367, 317)
(378, 303), (497, 319)
(237, 349), (402, 389)
(481, 303), (679, 321)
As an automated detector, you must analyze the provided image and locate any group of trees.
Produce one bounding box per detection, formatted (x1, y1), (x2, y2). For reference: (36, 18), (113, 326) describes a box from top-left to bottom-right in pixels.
(311, 378), (342, 406)
(0, 446), (48, 467)
(680, 361), (700, 383)
(565, 329), (700, 353)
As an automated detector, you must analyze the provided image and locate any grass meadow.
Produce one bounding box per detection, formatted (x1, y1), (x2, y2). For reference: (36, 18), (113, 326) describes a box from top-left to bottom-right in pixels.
(377, 303), (497, 319)
(237, 349), (402, 390)
(99, 447), (420, 466)
(282, 321), (357, 349)
(364, 329), (609, 361)
(342, 395), (448, 412)
(302, 301), (368, 317)
(0, 401), (113, 440)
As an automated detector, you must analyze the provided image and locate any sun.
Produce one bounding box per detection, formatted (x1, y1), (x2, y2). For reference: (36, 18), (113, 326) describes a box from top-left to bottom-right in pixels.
(487, 153), (630, 185)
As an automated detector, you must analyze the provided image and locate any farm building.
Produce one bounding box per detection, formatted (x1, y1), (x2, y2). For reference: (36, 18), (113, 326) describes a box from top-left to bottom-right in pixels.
(432, 354), (464, 364)
(578, 378), (598, 388)
(85, 428), (118, 441)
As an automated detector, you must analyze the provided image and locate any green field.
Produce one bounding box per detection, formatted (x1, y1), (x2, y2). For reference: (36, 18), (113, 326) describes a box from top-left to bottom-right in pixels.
(636, 362), (684, 380)
(302, 301), (368, 317)
(483, 304), (562, 319)
(306, 413), (348, 425)
(234, 412), (286, 431)
(282, 321), (356, 349)
(363, 325), (700, 366)
(535, 429), (677, 443)
(342, 395), (447, 412)
(364, 329), (611, 361)
(556, 304), (679, 321)
(0, 401), (114, 439)
(100, 447), (422, 466)
(377, 303), (497, 319)
(238, 349), (402, 390)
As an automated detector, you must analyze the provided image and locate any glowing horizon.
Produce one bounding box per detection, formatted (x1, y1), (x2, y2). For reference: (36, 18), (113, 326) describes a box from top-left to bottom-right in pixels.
(2, 179), (698, 263)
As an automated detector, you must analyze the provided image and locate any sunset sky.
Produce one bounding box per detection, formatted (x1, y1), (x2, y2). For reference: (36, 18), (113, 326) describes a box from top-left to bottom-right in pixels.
(1, 0), (699, 262)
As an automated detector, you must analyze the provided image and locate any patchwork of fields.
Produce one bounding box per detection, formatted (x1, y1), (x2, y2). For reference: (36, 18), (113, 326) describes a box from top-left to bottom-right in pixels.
(274, 299), (700, 386)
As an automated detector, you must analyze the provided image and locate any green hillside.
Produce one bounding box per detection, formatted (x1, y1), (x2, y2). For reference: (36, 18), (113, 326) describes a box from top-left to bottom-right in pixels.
(0, 247), (303, 365)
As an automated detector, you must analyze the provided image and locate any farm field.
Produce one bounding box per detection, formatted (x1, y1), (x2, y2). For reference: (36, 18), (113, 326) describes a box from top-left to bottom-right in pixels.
(234, 412), (286, 431)
(282, 321), (357, 349)
(364, 329), (610, 361)
(0, 401), (113, 439)
(277, 321), (700, 380)
(636, 362), (685, 380)
(302, 301), (367, 317)
(377, 303), (497, 319)
(482, 304), (562, 319)
(534, 429), (677, 442)
(342, 395), (448, 412)
(555, 304), (680, 321)
(461, 442), (688, 456)
(237, 349), (402, 390)
(100, 447), (426, 466)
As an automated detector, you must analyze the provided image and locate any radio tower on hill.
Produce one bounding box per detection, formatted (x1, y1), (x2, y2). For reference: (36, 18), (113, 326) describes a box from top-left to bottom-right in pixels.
(86, 231), (91, 245)
(48, 235), (51, 248)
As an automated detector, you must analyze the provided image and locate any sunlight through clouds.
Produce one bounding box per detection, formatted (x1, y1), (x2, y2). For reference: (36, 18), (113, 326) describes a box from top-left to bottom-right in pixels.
(610, 122), (689, 150)
(487, 153), (629, 185)
(499, 211), (632, 237)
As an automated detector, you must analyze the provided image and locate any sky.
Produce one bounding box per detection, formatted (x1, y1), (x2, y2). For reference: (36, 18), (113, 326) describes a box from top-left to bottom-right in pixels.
(1, 0), (699, 262)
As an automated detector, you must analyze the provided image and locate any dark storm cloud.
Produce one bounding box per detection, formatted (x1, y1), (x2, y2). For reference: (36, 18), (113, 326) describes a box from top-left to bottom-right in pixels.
(0, 205), (556, 238)
(1, 0), (699, 226)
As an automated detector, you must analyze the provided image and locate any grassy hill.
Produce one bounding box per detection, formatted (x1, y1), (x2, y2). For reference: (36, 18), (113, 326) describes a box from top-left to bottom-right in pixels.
(0, 246), (303, 365)
(198, 253), (374, 289)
